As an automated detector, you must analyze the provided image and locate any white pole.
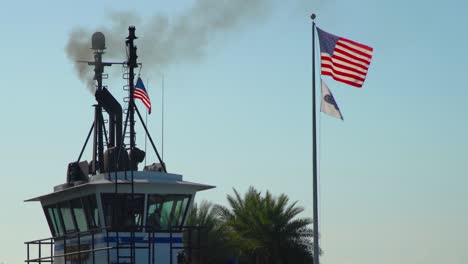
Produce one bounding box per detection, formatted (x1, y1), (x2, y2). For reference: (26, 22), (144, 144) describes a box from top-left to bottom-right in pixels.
(162, 75), (165, 162)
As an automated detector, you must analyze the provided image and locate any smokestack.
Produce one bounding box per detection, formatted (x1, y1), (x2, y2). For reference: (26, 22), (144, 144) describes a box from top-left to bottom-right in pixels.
(95, 87), (123, 148)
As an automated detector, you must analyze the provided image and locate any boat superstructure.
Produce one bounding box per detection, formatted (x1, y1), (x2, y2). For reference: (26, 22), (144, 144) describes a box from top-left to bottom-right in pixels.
(24, 27), (214, 264)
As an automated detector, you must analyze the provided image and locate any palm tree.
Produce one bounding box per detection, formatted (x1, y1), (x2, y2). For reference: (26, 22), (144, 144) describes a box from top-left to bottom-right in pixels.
(215, 187), (315, 264)
(185, 201), (235, 264)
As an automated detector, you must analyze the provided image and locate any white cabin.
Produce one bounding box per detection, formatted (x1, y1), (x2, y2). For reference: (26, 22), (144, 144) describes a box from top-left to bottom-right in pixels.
(25, 171), (214, 263)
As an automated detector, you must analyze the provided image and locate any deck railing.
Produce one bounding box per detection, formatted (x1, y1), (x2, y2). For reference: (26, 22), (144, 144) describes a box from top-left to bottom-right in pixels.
(25, 226), (205, 264)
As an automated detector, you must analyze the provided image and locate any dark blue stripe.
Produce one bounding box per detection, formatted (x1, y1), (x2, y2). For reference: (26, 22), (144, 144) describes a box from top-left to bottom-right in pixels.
(54, 236), (183, 251)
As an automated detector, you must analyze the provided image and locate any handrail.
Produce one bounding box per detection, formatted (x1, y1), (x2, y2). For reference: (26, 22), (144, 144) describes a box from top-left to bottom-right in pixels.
(25, 225), (207, 264)
(25, 227), (109, 245)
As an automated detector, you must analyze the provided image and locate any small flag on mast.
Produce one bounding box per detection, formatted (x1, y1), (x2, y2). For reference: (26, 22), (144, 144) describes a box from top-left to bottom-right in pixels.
(317, 27), (373, 88)
(134, 77), (152, 114)
(321, 80), (343, 120)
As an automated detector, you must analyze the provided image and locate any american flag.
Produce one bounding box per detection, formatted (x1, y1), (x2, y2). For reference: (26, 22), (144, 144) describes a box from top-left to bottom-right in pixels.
(317, 27), (373, 88)
(134, 77), (151, 114)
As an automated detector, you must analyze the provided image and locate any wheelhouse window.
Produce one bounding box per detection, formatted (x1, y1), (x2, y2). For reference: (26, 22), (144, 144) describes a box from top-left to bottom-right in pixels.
(44, 205), (63, 237)
(101, 193), (144, 231)
(147, 194), (191, 231)
(43, 194), (100, 236)
(82, 195), (100, 229)
(70, 199), (88, 232)
(60, 201), (76, 233)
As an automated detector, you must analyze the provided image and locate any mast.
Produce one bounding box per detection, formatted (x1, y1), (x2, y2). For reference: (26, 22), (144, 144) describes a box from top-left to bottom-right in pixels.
(90, 32), (111, 174)
(123, 27), (167, 173)
(311, 13), (320, 264)
(126, 26), (138, 152)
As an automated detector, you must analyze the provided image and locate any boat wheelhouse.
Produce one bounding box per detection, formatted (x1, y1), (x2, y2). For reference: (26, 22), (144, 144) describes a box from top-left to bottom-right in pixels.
(26, 171), (213, 263)
(25, 27), (214, 264)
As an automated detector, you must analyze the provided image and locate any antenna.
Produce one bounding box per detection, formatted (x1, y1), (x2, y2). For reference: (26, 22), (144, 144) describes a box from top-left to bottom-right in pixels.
(144, 78), (149, 167)
(162, 75), (165, 162)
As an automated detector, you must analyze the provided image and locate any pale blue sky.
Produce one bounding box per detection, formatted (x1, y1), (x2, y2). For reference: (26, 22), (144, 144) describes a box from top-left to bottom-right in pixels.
(0, 0), (467, 263)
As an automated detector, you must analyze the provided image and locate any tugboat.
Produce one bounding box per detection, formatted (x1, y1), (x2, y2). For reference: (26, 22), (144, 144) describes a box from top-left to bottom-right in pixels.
(24, 27), (214, 264)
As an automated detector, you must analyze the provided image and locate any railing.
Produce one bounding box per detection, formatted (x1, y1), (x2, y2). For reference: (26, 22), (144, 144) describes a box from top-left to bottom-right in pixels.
(25, 227), (111, 264)
(25, 226), (205, 264)
(26, 237), (54, 263)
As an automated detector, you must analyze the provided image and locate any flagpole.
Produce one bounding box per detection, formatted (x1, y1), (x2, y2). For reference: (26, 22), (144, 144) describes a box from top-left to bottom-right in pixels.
(311, 13), (320, 264)
(144, 78), (149, 167)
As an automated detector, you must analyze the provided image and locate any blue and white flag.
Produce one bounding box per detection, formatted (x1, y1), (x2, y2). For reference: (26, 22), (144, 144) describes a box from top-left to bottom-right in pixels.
(321, 79), (343, 120)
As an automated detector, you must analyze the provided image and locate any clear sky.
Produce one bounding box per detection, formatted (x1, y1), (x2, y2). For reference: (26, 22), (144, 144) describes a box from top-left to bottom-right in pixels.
(0, 0), (467, 263)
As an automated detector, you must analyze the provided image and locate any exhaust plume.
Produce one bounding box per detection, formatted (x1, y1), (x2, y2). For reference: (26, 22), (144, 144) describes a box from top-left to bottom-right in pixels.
(66, 0), (271, 91)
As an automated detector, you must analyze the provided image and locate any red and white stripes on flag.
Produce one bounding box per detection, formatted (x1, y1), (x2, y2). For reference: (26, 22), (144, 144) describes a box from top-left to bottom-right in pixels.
(317, 27), (373, 88)
(134, 77), (152, 114)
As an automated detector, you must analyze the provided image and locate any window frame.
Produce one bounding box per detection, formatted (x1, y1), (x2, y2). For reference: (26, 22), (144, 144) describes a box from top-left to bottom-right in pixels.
(42, 194), (101, 236)
(70, 198), (89, 232)
(101, 193), (146, 232)
(82, 194), (100, 229)
(43, 205), (62, 237)
(58, 200), (79, 234)
(146, 194), (192, 232)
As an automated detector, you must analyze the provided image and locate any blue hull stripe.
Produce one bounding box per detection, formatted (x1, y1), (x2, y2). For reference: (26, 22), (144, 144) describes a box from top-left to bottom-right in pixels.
(54, 236), (183, 251)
